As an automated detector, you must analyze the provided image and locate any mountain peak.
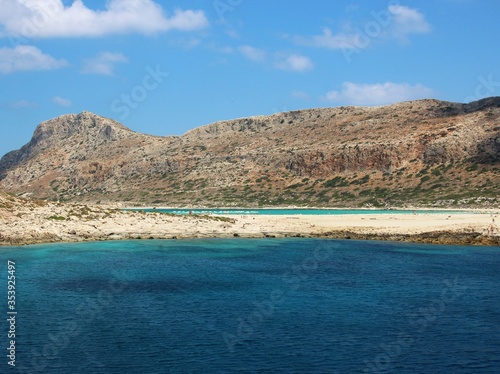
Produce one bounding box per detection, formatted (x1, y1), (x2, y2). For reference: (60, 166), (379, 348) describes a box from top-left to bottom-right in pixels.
(43, 111), (130, 131)
(31, 111), (132, 145)
(0, 112), (135, 178)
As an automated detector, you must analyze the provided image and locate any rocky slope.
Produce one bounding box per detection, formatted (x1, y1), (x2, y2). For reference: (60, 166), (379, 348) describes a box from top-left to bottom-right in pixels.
(0, 98), (499, 207)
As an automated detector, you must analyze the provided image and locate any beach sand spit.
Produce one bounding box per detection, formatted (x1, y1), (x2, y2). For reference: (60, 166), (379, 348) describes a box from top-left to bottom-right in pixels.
(0, 198), (498, 246)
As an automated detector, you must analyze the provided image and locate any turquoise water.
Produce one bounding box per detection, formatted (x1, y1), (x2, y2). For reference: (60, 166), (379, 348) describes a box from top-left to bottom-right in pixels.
(0, 239), (499, 373)
(126, 208), (471, 215)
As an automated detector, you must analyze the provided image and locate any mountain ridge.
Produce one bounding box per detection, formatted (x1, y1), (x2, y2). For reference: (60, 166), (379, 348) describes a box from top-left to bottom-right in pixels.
(1, 97), (499, 208)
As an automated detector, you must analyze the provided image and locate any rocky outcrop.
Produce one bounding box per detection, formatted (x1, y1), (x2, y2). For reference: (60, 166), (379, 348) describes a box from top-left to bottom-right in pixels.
(0, 98), (499, 207)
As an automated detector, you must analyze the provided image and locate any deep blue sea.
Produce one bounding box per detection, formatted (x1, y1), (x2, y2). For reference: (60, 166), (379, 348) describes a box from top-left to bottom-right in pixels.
(1, 239), (499, 373)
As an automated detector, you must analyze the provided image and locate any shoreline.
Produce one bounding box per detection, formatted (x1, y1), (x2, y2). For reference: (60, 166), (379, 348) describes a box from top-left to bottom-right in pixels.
(124, 205), (499, 213)
(1, 230), (499, 248)
(1, 201), (499, 246)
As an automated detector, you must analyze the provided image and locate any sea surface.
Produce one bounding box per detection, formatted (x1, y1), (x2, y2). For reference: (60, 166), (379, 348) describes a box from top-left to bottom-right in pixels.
(126, 208), (471, 215)
(1, 239), (499, 373)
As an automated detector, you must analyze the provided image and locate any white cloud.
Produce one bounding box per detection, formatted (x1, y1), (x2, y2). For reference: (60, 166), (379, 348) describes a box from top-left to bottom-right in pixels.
(293, 27), (361, 50)
(10, 100), (38, 109)
(291, 90), (310, 100)
(388, 5), (431, 41)
(0, 0), (209, 38)
(275, 54), (314, 72)
(238, 45), (266, 62)
(82, 52), (127, 75)
(325, 82), (435, 106)
(292, 5), (430, 50)
(238, 46), (313, 73)
(0, 45), (67, 74)
(52, 96), (72, 107)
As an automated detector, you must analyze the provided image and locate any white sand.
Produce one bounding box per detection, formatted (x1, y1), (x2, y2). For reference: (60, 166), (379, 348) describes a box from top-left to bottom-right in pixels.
(1, 201), (498, 246)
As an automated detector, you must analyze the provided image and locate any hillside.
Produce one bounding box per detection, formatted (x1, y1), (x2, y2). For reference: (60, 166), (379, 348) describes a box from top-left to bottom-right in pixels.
(0, 98), (499, 208)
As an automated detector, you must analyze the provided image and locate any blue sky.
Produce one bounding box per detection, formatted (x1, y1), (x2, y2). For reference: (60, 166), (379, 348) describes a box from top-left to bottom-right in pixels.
(1, 0), (499, 158)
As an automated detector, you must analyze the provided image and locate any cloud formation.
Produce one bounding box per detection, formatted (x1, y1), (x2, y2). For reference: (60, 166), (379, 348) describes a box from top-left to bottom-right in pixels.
(82, 52), (128, 75)
(293, 28), (360, 50)
(389, 4), (431, 40)
(238, 46), (313, 73)
(291, 90), (310, 100)
(0, 0), (209, 38)
(10, 100), (38, 109)
(0, 45), (67, 74)
(52, 96), (72, 107)
(275, 54), (313, 72)
(292, 5), (431, 50)
(325, 82), (435, 106)
(238, 45), (266, 62)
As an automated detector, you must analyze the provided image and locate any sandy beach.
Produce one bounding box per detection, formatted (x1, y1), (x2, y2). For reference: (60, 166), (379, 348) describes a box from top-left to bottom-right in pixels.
(0, 197), (499, 246)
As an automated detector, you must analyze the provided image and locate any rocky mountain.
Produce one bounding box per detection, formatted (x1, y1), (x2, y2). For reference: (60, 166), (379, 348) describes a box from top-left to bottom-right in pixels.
(0, 98), (499, 207)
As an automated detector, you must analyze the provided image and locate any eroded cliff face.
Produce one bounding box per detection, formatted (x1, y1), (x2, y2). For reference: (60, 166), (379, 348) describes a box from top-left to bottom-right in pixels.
(0, 98), (499, 207)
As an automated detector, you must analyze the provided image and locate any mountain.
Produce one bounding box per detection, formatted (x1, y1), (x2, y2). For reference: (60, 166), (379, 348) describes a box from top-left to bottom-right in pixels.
(1, 98), (499, 208)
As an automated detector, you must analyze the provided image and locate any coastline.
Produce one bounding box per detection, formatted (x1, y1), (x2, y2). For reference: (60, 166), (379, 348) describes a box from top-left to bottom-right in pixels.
(1, 200), (498, 247)
(124, 205), (498, 212)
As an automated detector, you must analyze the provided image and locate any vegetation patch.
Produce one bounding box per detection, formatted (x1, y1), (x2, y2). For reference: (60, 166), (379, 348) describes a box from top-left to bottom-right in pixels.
(47, 215), (66, 221)
(350, 175), (370, 185)
(323, 176), (348, 188)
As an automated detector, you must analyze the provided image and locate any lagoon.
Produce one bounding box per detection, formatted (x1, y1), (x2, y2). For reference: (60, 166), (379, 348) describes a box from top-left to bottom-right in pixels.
(126, 208), (472, 215)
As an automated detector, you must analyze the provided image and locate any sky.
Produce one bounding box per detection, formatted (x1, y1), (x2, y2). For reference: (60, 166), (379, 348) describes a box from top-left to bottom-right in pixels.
(1, 0), (499, 158)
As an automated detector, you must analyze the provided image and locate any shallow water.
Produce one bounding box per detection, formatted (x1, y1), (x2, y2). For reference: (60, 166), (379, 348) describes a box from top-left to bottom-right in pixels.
(127, 208), (471, 215)
(1, 239), (499, 373)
